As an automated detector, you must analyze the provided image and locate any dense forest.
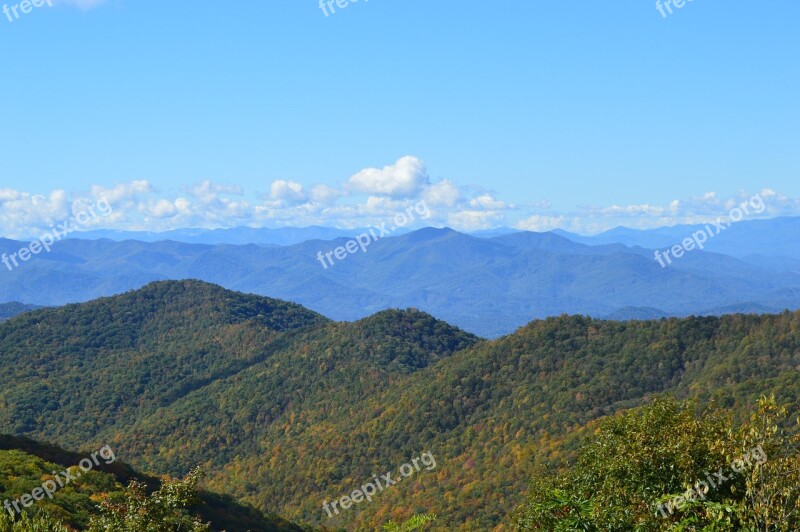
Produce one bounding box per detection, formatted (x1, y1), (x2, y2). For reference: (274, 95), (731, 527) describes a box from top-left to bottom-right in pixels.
(1, 281), (798, 529)
(516, 395), (800, 530)
(0, 435), (301, 531)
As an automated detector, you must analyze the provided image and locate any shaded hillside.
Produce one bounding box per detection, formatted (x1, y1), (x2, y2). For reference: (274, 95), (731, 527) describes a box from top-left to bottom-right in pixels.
(0, 435), (302, 531)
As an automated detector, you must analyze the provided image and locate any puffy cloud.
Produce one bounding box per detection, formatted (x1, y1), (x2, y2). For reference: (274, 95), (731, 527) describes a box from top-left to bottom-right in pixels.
(185, 181), (243, 204)
(749, 188), (800, 215)
(0, 189), (22, 203)
(422, 180), (462, 208)
(91, 180), (152, 204)
(142, 199), (179, 219)
(347, 156), (430, 197)
(469, 194), (506, 210)
(0, 189), (71, 238)
(447, 210), (505, 231)
(175, 198), (192, 214)
(309, 184), (341, 204)
(270, 180), (307, 204)
(3, 162), (797, 238)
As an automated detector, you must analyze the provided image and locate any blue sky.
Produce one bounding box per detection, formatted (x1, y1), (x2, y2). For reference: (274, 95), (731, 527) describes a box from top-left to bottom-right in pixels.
(1, 0), (798, 236)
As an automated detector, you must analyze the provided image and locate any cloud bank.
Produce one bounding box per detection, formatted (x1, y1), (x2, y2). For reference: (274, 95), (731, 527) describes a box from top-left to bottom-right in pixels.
(1, 156), (797, 239)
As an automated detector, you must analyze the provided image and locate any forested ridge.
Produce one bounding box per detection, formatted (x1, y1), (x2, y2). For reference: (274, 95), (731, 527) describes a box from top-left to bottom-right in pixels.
(1, 281), (798, 530)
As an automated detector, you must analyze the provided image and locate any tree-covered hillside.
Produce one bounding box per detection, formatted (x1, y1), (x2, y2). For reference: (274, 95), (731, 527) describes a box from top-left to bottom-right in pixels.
(516, 396), (800, 531)
(0, 281), (798, 529)
(0, 280), (328, 444)
(0, 435), (302, 531)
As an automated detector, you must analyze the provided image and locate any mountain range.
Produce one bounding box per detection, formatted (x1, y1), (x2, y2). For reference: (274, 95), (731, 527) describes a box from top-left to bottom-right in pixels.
(555, 215), (800, 260)
(65, 226), (377, 247)
(57, 216), (800, 261)
(2, 216), (800, 337)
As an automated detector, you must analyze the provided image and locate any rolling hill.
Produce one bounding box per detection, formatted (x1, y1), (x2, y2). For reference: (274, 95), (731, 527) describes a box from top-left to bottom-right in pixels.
(1, 281), (799, 529)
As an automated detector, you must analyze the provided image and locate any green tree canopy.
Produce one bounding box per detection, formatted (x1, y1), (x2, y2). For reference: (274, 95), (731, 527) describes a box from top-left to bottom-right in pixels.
(515, 396), (800, 531)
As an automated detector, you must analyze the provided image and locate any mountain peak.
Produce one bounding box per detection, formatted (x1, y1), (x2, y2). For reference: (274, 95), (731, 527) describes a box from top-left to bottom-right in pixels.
(402, 226), (460, 242)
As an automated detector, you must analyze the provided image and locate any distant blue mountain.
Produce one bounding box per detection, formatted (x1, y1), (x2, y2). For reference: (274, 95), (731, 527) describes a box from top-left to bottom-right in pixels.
(2, 225), (798, 337)
(555, 216), (800, 259)
(66, 226), (365, 246)
(602, 307), (670, 321)
(469, 227), (521, 238)
(65, 225), (514, 244)
(0, 302), (42, 322)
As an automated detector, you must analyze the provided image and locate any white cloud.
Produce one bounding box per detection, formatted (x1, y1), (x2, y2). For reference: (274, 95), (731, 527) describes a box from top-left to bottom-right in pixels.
(586, 203), (668, 217)
(185, 181), (242, 204)
(91, 180), (153, 204)
(175, 198), (192, 214)
(142, 199), (179, 219)
(469, 193), (506, 210)
(270, 180), (307, 204)
(309, 184), (341, 204)
(0, 189), (22, 203)
(447, 210), (505, 231)
(2, 162), (797, 238)
(422, 180), (462, 208)
(557, 188), (800, 234)
(347, 156), (430, 197)
(751, 188), (800, 215)
(0, 189), (70, 235)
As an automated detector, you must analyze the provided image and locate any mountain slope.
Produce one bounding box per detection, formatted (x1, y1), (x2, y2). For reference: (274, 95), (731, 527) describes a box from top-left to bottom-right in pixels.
(0, 280), (328, 445)
(1, 283), (799, 529)
(0, 435), (302, 531)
